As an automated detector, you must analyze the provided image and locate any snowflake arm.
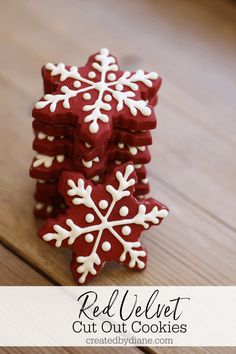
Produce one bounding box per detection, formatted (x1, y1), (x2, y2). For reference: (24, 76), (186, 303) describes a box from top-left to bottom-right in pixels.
(66, 177), (104, 220)
(112, 69), (158, 91)
(44, 62), (95, 86)
(76, 228), (103, 284)
(83, 101), (111, 134)
(45, 63), (80, 81)
(35, 87), (76, 112)
(111, 228), (146, 269)
(120, 242), (146, 269)
(67, 178), (93, 207)
(43, 219), (83, 247)
(81, 48), (119, 133)
(132, 204), (169, 229)
(108, 86), (152, 117)
(77, 252), (101, 284)
(106, 164), (136, 202)
(92, 48), (118, 73)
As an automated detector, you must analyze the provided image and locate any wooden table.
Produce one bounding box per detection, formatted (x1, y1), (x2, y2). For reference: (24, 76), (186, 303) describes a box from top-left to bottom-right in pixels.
(0, 0), (235, 352)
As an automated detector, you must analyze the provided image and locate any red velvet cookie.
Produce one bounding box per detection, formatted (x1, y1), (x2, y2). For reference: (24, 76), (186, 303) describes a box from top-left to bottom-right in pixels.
(33, 135), (152, 164)
(33, 48), (161, 145)
(33, 120), (153, 146)
(34, 198), (66, 219)
(30, 152), (109, 180)
(38, 163), (168, 284)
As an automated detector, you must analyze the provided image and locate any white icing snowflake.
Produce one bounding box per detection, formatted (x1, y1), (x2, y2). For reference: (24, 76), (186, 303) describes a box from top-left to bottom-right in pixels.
(39, 163), (168, 284)
(35, 48), (158, 135)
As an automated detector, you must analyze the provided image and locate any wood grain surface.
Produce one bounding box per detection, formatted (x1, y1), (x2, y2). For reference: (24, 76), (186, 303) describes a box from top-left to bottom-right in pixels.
(0, 0), (235, 352)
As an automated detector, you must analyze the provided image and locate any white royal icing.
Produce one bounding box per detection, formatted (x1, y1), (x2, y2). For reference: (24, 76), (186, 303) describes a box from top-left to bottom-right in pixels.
(85, 142), (91, 148)
(119, 206), (129, 217)
(38, 132), (55, 141)
(85, 213), (95, 223)
(122, 226), (131, 236)
(88, 71), (96, 79)
(99, 200), (108, 209)
(102, 241), (111, 251)
(141, 178), (149, 184)
(35, 48), (157, 134)
(117, 143), (146, 156)
(83, 93), (91, 100)
(91, 175), (100, 182)
(85, 233), (94, 243)
(81, 156), (99, 168)
(35, 203), (44, 210)
(33, 153), (64, 168)
(46, 205), (53, 213)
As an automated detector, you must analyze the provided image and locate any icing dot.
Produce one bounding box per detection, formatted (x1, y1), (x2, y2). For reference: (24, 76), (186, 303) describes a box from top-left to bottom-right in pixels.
(73, 81), (81, 88)
(35, 203), (44, 210)
(85, 142), (91, 148)
(99, 200), (108, 209)
(83, 92), (91, 100)
(119, 206), (129, 217)
(37, 179), (45, 184)
(116, 84), (123, 91)
(102, 241), (111, 252)
(108, 73), (116, 81)
(115, 160), (122, 165)
(46, 205), (53, 213)
(85, 233), (94, 243)
(85, 213), (94, 223)
(38, 132), (46, 140)
(142, 178), (148, 184)
(104, 94), (112, 102)
(118, 143), (124, 149)
(91, 175), (99, 182)
(129, 146), (138, 155)
(122, 226), (131, 236)
(57, 155), (65, 163)
(88, 71), (96, 79)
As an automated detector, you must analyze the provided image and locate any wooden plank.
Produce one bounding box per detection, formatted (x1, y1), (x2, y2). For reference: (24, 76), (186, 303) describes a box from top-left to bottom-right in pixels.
(0, 0), (235, 228)
(0, 244), (49, 285)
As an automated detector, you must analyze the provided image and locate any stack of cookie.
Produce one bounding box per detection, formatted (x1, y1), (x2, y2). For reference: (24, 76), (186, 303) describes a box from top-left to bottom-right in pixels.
(30, 48), (161, 218)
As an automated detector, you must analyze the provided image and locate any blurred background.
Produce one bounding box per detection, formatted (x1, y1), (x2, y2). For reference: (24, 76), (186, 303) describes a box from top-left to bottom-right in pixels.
(0, 0), (235, 291)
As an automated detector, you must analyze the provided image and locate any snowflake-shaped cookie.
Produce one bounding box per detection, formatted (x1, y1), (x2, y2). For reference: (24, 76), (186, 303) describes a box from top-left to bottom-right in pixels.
(38, 163), (168, 284)
(33, 48), (161, 145)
